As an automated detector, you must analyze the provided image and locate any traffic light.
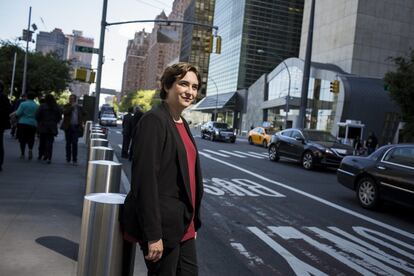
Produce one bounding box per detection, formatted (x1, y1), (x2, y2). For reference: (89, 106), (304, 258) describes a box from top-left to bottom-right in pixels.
(88, 71), (96, 83)
(75, 68), (87, 82)
(330, 80), (340, 93)
(204, 35), (213, 53)
(215, 36), (222, 54)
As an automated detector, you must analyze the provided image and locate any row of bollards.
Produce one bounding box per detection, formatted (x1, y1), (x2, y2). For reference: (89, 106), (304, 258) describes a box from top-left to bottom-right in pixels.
(77, 121), (134, 276)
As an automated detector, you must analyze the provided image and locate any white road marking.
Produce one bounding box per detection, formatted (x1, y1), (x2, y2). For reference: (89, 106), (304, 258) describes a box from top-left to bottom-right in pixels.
(203, 149), (230, 157)
(198, 152), (414, 240)
(248, 151), (268, 157)
(116, 130), (122, 134)
(248, 227), (328, 276)
(230, 242), (264, 265)
(218, 150), (247, 158)
(234, 151), (264, 159)
(118, 144), (122, 149)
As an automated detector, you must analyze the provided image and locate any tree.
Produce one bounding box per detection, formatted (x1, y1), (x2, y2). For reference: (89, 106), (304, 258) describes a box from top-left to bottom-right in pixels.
(0, 41), (71, 99)
(119, 89), (158, 112)
(384, 50), (414, 141)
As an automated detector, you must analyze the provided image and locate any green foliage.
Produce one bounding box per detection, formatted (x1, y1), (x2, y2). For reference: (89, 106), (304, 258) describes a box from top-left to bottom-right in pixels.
(52, 90), (71, 106)
(384, 50), (414, 141)
(119, 90), (158, 112)
(0, 41), (71, 99)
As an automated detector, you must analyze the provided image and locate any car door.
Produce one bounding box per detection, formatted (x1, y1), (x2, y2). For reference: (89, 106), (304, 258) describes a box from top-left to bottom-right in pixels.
(289, 130), (305, 160)
(256, 128), (265, 145)
(251, 128), (259, 144)
(277, 130), (293, 157)
(375, 146), (414, 202)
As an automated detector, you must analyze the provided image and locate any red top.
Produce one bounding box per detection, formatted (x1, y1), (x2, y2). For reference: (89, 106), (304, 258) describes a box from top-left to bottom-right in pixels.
(175, 121), (197, 242)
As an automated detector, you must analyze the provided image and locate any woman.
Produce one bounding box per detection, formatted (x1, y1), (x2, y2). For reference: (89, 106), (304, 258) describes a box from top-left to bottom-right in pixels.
(15, 92), (38, 160)
(122, 62), (203, 275)
(36, 94), (62, 163)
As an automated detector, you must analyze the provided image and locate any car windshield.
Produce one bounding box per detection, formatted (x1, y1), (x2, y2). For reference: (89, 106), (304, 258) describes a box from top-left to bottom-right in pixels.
(213, 123), (229, 129)
(102, 113), (115, 118)
(303, 131), (337, 142)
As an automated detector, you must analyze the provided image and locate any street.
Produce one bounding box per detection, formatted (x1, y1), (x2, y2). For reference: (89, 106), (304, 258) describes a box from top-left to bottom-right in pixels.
(106, 125), (414, 275)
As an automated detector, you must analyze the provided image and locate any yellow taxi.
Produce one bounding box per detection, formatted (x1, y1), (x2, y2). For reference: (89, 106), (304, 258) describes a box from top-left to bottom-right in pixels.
(247, 127), (275, 148)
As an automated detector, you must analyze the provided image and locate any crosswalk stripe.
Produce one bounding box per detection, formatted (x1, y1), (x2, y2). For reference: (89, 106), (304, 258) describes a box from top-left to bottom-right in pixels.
(203, 149), (230, 157)
(234, 151), (264, 159)
(248, 151), (268, 157)
(116, 130), (122, 134)
(219, 150), (247, 158)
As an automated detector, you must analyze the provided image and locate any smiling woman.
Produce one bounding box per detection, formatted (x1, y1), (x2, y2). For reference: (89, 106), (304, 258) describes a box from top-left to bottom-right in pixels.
(121, 62), (204, 275)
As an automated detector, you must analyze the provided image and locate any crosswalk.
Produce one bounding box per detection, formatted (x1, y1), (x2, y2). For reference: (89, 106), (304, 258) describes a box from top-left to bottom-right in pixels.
(200, 149), (268, 160)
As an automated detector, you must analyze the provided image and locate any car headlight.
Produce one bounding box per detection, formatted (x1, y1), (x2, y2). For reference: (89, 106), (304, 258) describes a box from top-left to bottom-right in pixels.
(233, 130), (237, 136)
(215, 130), (219, 135)
(325, 148), (334, 154)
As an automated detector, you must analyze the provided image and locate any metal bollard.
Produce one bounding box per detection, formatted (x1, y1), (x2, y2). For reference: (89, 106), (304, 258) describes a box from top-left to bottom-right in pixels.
(85, 160), (122, 194)
(77, 193), (130, 276)
(90, 132), (107, 140)
(88, 146), (114, 161)
(90, 138), (109, 148)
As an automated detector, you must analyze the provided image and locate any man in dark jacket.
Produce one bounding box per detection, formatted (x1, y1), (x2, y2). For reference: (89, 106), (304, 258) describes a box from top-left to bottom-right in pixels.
(121, 107), (134, 158)
(0, 81), (12, 171)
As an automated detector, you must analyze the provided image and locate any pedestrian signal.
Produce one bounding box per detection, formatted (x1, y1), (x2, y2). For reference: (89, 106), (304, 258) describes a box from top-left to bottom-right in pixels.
(330, 80), (340, 93)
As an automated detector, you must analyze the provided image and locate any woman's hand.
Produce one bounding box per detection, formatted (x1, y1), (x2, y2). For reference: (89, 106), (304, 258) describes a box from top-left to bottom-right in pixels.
(145, 239), (163, 262)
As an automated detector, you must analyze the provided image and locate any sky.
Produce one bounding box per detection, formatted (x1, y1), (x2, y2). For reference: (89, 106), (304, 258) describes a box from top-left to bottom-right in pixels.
(0, 0), (173, 93)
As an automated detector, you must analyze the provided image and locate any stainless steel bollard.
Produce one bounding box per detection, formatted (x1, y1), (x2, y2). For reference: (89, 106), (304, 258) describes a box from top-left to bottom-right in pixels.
(90, 138), (109, 148)
(77, 193), (127, 276)
(90, 132), (107, 140)
(86, 160), (122, 194)
(88, 146), (114, 161)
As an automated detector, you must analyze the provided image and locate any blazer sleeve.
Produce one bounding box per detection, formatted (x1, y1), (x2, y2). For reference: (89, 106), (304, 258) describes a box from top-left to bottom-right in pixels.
(131, 113), (166, 241)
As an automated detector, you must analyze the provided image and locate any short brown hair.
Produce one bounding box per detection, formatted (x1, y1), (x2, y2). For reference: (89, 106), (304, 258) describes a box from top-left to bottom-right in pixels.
(159, 62), (202, 100)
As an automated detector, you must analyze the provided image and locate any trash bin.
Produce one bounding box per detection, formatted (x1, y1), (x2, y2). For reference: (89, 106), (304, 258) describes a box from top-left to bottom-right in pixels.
(86, 160), (122, 194)
(77, 193), (131, 276)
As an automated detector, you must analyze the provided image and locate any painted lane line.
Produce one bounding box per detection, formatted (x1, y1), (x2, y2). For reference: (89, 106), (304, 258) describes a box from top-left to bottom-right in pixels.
(218, 150), (247, 158)
(116, 130), (122, 134)
(234, 151), (264, 159)
(248, 227), (328, 276)
(230, 242), (264, 265)
(198, 152), (414, 240)
(248, 151), (268, 157)
(203, 149), (230, 157)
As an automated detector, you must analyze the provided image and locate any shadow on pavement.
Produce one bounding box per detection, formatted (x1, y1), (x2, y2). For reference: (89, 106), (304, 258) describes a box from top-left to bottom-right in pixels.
(35, 236), (78, 261)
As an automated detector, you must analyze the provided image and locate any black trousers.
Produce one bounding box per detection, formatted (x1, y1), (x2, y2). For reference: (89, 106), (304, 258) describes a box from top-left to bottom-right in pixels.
(64, 126), (80, 162)
(122, 135), (131, 157)
(17, 123), (36, 155)
(0, 129), (4, 169)
(38, 133), (55, 161)
(142, 239), (198, 276)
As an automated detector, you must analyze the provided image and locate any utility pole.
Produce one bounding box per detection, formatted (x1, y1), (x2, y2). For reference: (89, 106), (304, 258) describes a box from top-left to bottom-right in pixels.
(94, 0), (108, 122)
(297, 0), (315, 128)
(9, 52), (17, 99)
(21, 6), (32, 96)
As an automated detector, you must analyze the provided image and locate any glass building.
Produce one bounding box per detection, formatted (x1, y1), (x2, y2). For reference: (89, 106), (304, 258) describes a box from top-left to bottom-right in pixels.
(196, 0), (304, 128)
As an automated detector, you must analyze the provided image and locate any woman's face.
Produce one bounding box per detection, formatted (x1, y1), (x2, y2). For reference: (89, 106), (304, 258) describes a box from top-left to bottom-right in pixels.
(165, 71), (199, 111)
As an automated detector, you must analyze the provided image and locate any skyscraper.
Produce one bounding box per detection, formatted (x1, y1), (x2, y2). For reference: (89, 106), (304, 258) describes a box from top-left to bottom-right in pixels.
(35, 28), (67, 60)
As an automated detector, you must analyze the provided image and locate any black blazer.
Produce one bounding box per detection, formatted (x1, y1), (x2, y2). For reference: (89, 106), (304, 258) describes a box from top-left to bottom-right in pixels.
(122, 102), (203, 248)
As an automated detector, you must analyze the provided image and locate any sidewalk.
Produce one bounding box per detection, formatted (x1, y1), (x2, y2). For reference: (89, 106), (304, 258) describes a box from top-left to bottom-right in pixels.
(0, 131), (85, 275)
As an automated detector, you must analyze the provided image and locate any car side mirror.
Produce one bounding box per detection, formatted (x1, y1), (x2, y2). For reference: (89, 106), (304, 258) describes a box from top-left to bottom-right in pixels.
(295, 137), (304, 143)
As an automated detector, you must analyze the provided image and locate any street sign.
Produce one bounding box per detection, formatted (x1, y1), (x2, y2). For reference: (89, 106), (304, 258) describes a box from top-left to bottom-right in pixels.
(75, 45), (99, 54)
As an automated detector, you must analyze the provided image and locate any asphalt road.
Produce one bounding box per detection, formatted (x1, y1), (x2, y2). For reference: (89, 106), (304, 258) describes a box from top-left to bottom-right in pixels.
(105, 125), (414, 276)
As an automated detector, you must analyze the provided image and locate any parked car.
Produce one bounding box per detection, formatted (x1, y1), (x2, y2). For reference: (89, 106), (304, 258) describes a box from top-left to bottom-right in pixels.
(337, 144), (414, 209)
(248, 127), (276, 148)
(268, 128), (354, 170)
(99, 112), (117, 126)
(201, 121), (236, 143)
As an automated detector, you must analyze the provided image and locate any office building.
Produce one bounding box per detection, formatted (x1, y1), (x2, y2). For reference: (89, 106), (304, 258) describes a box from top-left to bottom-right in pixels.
(35, 28), (67, 60)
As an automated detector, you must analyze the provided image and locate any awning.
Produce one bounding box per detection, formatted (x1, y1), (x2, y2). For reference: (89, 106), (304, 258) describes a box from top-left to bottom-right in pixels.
(192, 91), (237, 111)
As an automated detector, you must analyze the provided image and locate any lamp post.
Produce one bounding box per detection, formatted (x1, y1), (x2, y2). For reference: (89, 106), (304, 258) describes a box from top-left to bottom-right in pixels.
(21, 7), (32, 96)
(208, 77), (219, 121)
(257, 49), (291, 129)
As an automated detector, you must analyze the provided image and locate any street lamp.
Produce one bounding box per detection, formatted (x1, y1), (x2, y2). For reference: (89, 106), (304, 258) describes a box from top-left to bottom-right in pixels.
(208, 77), (219, 121)
(20, 6), (37, 96)
(257, 49), (291, 129)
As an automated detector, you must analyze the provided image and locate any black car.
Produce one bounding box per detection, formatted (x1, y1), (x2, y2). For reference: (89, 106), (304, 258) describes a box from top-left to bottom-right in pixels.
(201, 121), (236, 143)
(337, 144), (414, 209)
(268, 128), (354, 170)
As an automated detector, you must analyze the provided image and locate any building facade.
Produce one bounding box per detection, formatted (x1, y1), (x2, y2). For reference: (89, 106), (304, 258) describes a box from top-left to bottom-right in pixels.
(180, 0), (216, 99)
(300, 0), (414, 78)
(121, 30), (150, 96)
(35, 28), (68, 60)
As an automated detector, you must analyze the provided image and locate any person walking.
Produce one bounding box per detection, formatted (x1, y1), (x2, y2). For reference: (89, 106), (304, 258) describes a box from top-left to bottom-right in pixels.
(0, 81), (12, 171)
(121, 107), (134, 158)
(10, 94), (27, 138)
(128, 106), (144, 161)
(366, 131), (378, 155)
(61, 94), (85, 165)
(122, 63), (204, 275)
(15, 92), (38, 160)
(36, 94), (62, 164)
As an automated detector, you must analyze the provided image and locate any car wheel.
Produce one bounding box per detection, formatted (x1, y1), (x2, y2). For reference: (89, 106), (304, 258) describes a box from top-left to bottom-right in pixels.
(302, 151), (314, 170)
(357, 177), (379, 209)
(262, 140), (268, 148)
(230, 138), (236, 143)
(268, 145), (280, 161)
(248, 137), (253, 145)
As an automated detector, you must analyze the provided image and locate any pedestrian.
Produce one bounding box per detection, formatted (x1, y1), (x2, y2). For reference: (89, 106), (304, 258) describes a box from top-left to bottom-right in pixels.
(36, 94), (62, 164)
(121, 62), (204, 275)
(61, 94), (85, 165)
(353, 136), (363, 155)
(121, 106), (134, 158)
(366, 131), (378, 155)
(0, 81), (12, 171)
(10, 94), (27, 138)
(15, 92), (38, 160)
(128, 106), (144, 161)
